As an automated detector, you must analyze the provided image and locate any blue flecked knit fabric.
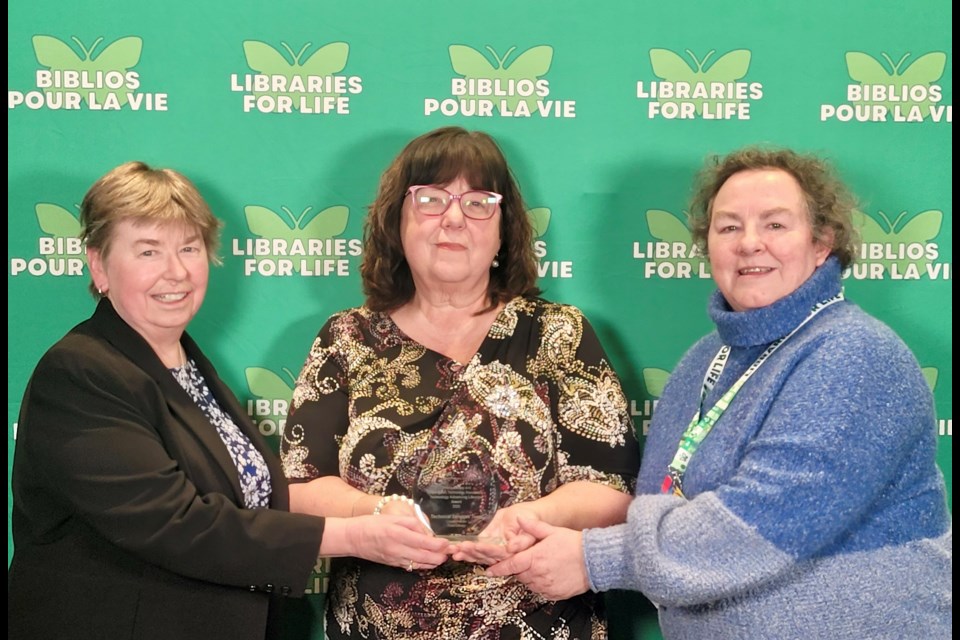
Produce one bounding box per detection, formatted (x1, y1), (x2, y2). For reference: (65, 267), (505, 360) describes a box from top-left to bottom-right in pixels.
(584, 257), (952, 639)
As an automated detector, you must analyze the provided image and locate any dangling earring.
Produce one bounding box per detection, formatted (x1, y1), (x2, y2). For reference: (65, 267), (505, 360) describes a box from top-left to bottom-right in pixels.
(491, 257), (500, 268)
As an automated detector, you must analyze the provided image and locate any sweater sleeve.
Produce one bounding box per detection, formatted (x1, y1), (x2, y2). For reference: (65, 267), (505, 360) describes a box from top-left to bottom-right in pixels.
(583, 313), (941, 607)
(584, 492), (792, 606)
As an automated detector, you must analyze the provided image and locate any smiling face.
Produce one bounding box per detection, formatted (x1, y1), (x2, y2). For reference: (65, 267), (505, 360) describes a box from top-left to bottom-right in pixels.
(400, 175), (502, 298)
(87, 218), (209, 351)
(707, 169), (831, 312)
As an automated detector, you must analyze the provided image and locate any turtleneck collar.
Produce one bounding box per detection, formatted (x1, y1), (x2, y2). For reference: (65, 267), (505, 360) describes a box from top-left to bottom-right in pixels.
(708, 256), (843, 347)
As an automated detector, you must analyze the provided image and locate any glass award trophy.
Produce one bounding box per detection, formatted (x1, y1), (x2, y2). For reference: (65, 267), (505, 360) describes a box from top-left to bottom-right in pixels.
(412, 438), (501, 542)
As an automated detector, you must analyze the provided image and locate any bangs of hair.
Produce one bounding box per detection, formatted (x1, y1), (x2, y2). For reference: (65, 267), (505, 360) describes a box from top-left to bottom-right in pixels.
(118, 172), (212, 228)
(81, 162), (222, 263)
(402, 133), (508, 194)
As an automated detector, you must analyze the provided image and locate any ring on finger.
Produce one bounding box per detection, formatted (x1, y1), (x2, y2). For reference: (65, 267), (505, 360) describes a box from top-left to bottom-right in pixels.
(406, 559), (415, 572)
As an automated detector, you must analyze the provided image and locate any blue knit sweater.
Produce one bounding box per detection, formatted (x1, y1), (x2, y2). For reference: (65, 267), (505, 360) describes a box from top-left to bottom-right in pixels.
(584, 258), (951, 639)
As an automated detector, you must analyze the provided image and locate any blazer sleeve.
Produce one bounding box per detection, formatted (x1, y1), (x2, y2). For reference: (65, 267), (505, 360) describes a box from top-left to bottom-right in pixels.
(16, 334), (326, 592)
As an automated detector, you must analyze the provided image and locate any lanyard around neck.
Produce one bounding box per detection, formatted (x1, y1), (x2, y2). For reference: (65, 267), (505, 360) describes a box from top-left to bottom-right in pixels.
(661, 292), (844, 498)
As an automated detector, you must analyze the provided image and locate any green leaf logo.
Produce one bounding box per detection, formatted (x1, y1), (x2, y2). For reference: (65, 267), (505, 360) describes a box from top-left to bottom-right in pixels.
(845, 52), (946, 119)
(246, 205), (348, 240)
(921, 367), (938, 392)
(244, 204), (349, 273)
(645, 209), (707, 272)
(649, 48), (750, 114)
(36, 202), (81, 236)
(243, 205), (350, 271)
(239, 203), (358, 277)
(642, 367), (671, 399)
(449, 44), (552, 112)
(853, 209), (942, 276)
(242, 40), (348, 106)
(246, 366), (296, 402)
(33, 35), (142, 107)
(35, 203), (86, 263)
(527, 207), (551, 238)
(245, 366), (296, 446)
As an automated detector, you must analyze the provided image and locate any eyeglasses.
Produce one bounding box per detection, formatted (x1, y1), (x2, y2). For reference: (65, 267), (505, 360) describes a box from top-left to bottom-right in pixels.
(406, 185), (503, 220)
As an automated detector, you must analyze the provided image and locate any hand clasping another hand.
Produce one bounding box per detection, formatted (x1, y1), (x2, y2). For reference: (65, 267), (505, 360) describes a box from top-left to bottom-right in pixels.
(355, 500), (450, 571)
(484, 515), (591, 601)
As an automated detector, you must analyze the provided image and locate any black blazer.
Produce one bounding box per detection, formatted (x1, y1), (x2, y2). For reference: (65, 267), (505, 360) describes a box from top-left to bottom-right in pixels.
(9, 299), (326, 640)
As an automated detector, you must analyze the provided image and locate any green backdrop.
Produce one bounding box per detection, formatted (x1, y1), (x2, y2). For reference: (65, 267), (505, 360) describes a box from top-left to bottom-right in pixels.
(8, 2), (952, 638)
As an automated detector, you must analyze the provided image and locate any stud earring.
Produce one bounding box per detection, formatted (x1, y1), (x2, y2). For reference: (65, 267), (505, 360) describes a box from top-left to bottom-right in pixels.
(491, 257), (500, 268)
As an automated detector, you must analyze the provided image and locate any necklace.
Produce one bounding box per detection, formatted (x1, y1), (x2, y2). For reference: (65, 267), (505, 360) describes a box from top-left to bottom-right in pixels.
(167, 343), (187, 370)
(171, 342), (191, 388)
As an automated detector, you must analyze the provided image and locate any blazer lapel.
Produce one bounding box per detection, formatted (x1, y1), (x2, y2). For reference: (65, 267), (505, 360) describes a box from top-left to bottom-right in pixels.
(89, 300), (246, 505)
(182, 333), (291, 512)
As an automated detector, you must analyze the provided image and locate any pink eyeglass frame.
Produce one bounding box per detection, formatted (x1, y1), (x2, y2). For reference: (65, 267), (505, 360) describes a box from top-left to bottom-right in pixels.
(406, 185), (503, 219)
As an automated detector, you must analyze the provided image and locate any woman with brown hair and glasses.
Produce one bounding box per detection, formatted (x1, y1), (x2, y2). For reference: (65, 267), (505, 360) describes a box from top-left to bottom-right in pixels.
(282, 126), (641, 639)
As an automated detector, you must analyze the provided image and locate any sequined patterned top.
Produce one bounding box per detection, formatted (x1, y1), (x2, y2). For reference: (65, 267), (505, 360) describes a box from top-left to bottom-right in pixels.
(281, 296), (640, 640)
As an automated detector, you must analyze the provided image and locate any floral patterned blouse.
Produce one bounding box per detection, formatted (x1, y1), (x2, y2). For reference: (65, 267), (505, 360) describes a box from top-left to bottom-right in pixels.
(171, 359), (272, 509)
(281, 297), (640, 640)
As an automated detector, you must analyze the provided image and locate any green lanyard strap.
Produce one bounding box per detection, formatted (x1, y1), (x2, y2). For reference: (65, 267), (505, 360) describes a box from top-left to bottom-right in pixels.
(662, 292), (844, 498)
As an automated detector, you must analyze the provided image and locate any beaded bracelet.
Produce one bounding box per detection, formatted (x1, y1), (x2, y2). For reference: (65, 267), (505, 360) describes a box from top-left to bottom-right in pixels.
(373, 494), (415, 515)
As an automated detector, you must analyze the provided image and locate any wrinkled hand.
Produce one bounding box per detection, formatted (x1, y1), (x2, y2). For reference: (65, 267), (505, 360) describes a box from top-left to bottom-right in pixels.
(350, 514), (450, 571)
(449, 503), (540, 565)
(448, 536), (509, 565)
(485, 516), (590, 600)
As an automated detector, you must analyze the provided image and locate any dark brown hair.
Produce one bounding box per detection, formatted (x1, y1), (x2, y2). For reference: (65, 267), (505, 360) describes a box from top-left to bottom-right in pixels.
(361, 126), (540, 312)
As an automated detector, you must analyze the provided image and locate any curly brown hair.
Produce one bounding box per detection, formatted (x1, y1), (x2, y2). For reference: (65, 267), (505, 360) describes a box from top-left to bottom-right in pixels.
(361, 126), (540, 312)
(80, 160), (223, 298)
(688, 146), (860, 268)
